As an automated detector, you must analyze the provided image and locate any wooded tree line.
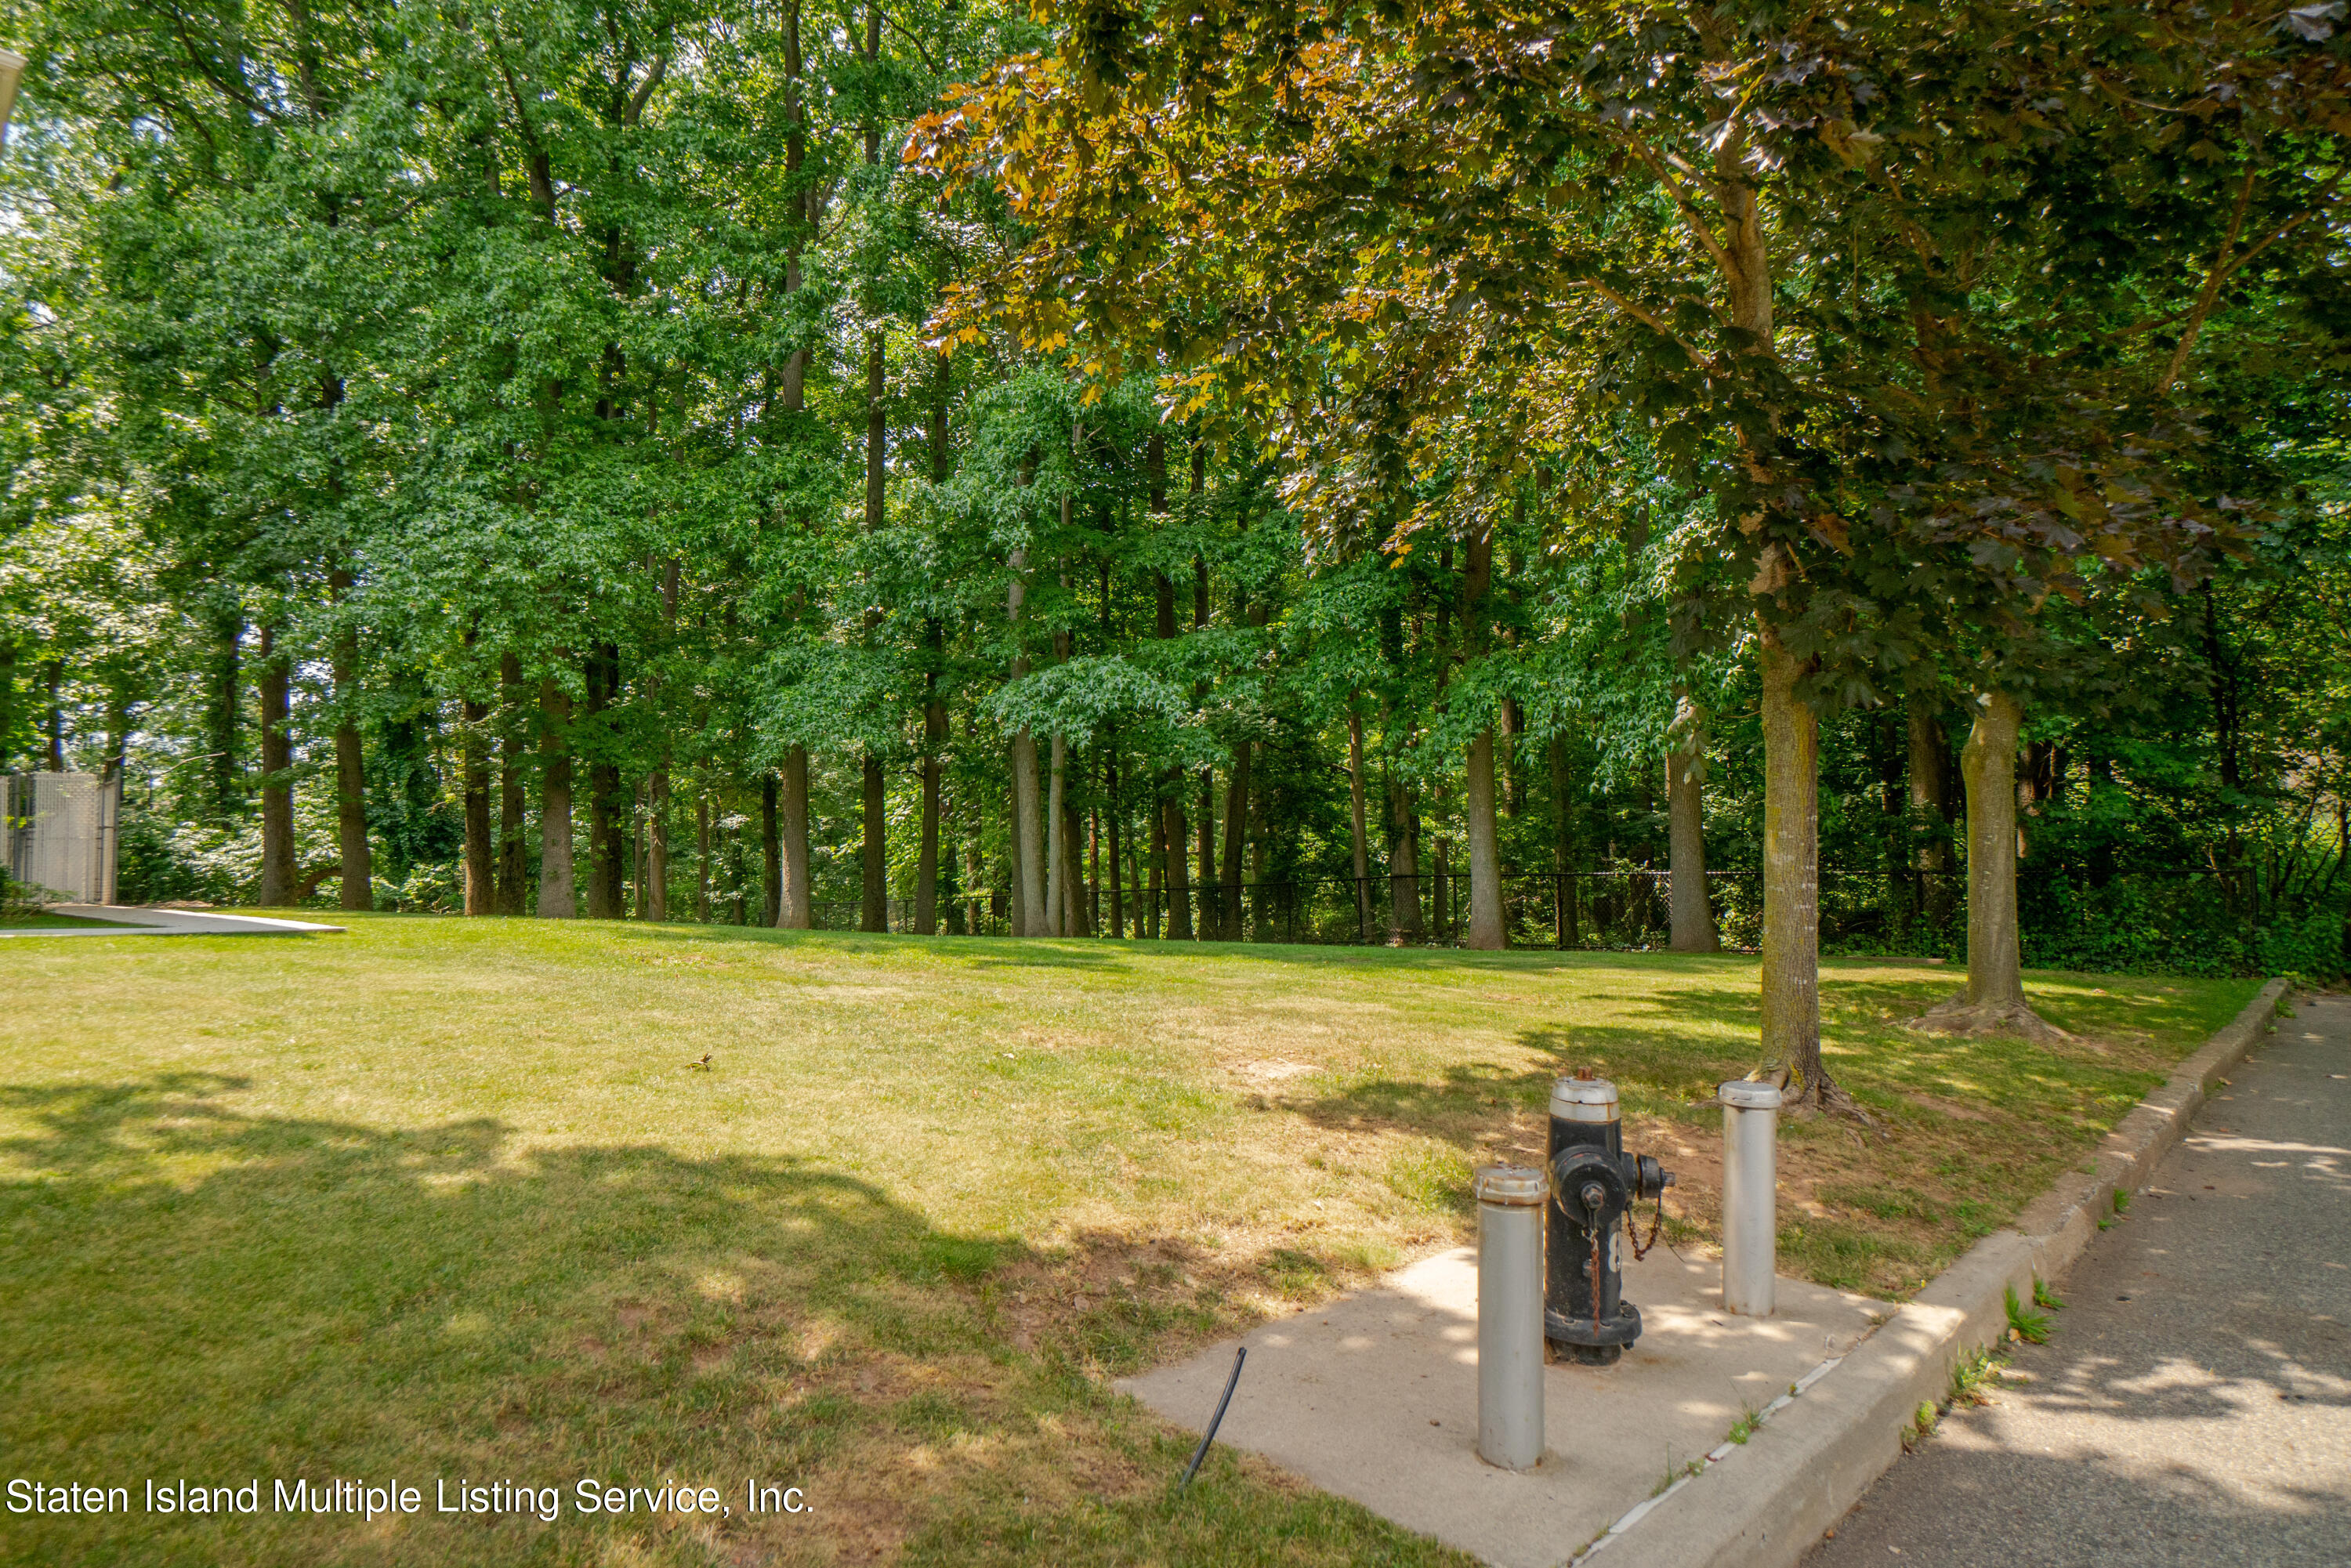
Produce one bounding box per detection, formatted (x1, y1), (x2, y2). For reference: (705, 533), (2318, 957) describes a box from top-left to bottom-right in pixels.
(2, 1), (2345, 1095)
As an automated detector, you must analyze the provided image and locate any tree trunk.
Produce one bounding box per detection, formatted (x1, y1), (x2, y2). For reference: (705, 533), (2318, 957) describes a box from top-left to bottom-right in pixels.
(256, 624), (295, 907)
(463, 690), (493, 915)
(696, 795), (711, 922)
(1197, 767), (1216, 938)
(1667, 694), (1719, 952)
(1465, 728), (1505, 950)
(1163, 781), (1191, 939)
(1047, 733), (1067, 936)
(1916, 691), (2062, 1037)
(1758, 630), (1823, 1094)
(44, 659), (64, 769)
(860, 755), (887, 932)
(1105, 744), (1124, 938)
(1907, 693), (1951, 929)
(585, 649), (624, 920)
(1431, 831), (1451, 942)
(207, 599), (243, 823)
(1147, 803), (1165, 938)
(1063, 795), (1090, 936)
(1387, 773), (1421, 940)
(538, 679), (575, 918)
(1550, 736), (1576, 947)
(1009, 547), (1047, 936)
(646, 767), (668, 921)
(965, 808), (984, 936)
(497, 653), (525, 915)
(1010, 734), (1043, 935)
(1348, 709), (1373, 939)
(763, 773), (784, 927)
(1220, 743), (1249, 940)
(333, 630), (371, 912)
(779, 747), (811, 927)
(915, 623), (944, 934)
(1458, 525), (1504, 950)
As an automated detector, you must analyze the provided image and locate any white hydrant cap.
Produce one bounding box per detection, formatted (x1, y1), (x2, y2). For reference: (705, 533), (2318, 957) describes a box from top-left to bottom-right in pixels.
(1549, 1075), (1620, 1122)
(1719, 1080), (1784, 1110)
(1473, 1164), (1547, 1207)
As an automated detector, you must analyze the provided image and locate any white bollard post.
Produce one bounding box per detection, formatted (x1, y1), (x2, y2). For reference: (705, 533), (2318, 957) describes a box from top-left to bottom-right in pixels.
(1719, 1081), (1783, 1316)
(1474, 1164), (1547, 1470)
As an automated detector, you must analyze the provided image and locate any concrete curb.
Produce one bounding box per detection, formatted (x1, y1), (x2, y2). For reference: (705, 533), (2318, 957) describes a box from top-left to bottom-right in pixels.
(1614, 977), (2288, 1568)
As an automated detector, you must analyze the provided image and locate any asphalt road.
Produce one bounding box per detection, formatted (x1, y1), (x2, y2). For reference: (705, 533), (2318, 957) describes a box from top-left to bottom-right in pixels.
(1806, 990), (2351, 1568)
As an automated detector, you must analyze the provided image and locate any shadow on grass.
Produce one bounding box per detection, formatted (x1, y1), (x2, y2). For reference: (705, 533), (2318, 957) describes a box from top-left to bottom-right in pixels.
(0, 1073), (1471, 1568)
(542, 915), (1769, 980)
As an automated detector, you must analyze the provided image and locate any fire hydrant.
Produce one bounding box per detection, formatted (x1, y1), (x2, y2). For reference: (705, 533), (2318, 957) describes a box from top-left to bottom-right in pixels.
(1545, 1070), (1674, 1366)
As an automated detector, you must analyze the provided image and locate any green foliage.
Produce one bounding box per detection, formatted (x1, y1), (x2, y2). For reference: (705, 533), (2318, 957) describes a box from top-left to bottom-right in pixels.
(2004, 1284), (2052, 1345)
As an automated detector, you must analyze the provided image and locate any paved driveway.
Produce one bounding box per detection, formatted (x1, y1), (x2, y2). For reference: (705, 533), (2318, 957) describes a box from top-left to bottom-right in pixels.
(1806, 992), (2351, 1567)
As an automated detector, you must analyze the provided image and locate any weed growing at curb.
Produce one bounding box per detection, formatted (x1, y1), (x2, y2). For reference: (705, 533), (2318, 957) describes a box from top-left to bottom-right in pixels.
(2113, 1188), (2132, 1215)
(1902, 1401), (1940, 1452)
(2005, 1284), (2052, 1344)
(2033, 1277), (2066, 1312)
(1725, 1400), (1765, 1447)
(1650, 1447), (1704, 1497)
(1948, 1346), (2005, 1407)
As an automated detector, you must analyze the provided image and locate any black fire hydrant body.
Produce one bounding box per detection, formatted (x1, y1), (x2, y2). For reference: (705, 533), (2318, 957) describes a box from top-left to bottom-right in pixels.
(1546, 1070), (1673, 1365)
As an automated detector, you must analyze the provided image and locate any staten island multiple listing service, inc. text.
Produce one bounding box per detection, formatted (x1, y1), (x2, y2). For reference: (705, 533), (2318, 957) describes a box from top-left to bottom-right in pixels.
(9, 1477), (810, 1523)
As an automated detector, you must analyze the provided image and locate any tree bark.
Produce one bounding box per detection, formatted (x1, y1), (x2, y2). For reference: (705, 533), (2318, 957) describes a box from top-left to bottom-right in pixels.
(462, 690), (493, 915)
(257, 624), (295, 907)
(1047, 732), (1067, 936)
(1220, 743), (1249, 940)
(860, 755), (887, 932)
(44, 659), (63, 769)
(763, 773), (784, 927)
(1387, 773), (1421, 940)
(1465, 729), (1505, 949)
(1197, 767), (1215, 938)
(696, 795), (711, 922)
(207, 598), (243, 823)
(497, 653), (525, 915)
(1012, 734), (1044, 933)
(1758, 629), (1822, 1092)
(1965, 692), (2027, 1008)
(646, 767), (668, 921)
(331, 587), (371, 912)
(1063, 795), (1091, 936)
(585, 649), (624, 919)
(1907, 693), (1951, 929)
(1667, 693), (1719, 952)
(1348, 709), (1372, 939)
(778, 747), (811, 927)
(1105, 742), (1124, 938)
(1550, 736), (1577, 947)
(1008, 547), (1047, 936)
(915, 622), (944, 934)
(1162, 780), (1191, 939)
(538, 679), (575, 917)
(1915, 691), (2062, 1038)
(1461, 525), (1503, 950)
(1147, 801), (1165, 938)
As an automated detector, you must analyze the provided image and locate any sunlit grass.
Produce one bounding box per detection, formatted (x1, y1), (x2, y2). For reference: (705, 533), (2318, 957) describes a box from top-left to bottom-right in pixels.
(0, 916), (2256, 1565)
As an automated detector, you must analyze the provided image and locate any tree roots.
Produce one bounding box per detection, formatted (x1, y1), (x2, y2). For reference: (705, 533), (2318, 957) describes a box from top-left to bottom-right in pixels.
(1908, 994), (2073, 1045)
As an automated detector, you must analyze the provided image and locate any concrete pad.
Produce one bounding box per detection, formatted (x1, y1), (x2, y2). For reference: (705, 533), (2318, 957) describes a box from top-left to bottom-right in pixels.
(0, 904), (346, 937)
(1120, 1245), (1891, 1568)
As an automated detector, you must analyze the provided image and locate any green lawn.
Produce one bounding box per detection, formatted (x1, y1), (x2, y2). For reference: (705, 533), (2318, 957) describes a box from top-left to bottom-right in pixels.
(0, 916), (2259, 1566)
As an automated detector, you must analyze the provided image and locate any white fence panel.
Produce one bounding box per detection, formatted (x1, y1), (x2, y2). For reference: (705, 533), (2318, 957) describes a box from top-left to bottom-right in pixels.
(4, 772), (119, 904)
